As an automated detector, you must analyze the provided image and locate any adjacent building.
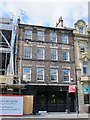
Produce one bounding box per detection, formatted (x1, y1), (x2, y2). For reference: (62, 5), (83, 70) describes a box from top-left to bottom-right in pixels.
(74, 20), (90, 113)
(14, 18), (77, 114)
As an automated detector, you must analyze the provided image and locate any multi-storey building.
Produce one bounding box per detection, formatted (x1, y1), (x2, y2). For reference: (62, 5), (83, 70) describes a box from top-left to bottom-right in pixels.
(74, 20), (90, 113)
(14, 18), (77, 114)
(0, 17), (16, 94)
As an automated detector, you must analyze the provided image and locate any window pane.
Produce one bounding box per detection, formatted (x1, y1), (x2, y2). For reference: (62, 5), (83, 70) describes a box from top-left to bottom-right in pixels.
(24, 47), (32, 59)
(24, 29), (32, 40)
(79, 28), (83, 34)
(63, 69), (70, 82)
(37, 68), (44, 81)
(37, 31), (44, 41)
(62, 50), (69, 61)
(61, 33), (68, 43)
(23, 67), (31, 81)
(83, 61), (88, 75)
(50, 94), (56, 104)
(37, 48), (45, 59)
(50, 49), (57, 60)
(50, 68), (58, 81)
(50, 33), (57, 42)
(80, 43), (86, 52)
(84, 94), (89, 104)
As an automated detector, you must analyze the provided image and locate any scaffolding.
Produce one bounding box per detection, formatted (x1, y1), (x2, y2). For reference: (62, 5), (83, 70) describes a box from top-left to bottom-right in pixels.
(0, 17), (16, 84)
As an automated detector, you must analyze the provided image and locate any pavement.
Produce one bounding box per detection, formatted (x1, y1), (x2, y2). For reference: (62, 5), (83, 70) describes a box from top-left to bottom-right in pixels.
(1, 112), (90, 120)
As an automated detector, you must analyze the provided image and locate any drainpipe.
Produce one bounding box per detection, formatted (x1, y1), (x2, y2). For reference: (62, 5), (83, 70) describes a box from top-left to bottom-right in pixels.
(75, 67), (79, 114)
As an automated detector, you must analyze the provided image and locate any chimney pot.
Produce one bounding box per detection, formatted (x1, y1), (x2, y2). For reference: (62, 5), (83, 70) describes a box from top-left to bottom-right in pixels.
(56, 16), (63, 27)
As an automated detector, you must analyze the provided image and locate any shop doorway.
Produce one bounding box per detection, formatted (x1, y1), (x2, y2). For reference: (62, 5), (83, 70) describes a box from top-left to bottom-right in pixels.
(69, 93), (75, 112)
(37, 92), (47, 111)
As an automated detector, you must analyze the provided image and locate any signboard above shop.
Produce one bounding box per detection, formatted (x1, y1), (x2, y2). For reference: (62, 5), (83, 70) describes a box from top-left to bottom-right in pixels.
(69, 85), (76, 93)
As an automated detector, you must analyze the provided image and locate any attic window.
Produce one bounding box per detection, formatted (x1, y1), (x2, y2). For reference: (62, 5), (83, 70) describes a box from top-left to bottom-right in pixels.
(79, 27), (83, 34)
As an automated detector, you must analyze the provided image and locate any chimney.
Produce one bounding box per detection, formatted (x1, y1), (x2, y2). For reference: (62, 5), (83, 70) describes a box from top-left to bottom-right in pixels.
(56, 16), (63, 27)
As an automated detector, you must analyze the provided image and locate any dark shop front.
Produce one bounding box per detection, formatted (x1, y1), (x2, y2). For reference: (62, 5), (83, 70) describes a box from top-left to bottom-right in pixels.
(22, 85), (76, 114)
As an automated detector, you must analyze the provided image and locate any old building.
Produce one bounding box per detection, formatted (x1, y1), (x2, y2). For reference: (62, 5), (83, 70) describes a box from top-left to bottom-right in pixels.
(14, 18), (77, 114)
(74, 20), (90, 113)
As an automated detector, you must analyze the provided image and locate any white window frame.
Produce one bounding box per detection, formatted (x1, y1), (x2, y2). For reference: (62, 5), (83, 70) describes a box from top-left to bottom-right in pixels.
(61, 33), (68, 44)
(23, 67), (31, 81)
(63, 69), (70, 82)
(50, 32), (57, 43)
(37, 68), (44, 81)
(37, 47), (45, 59)
(50, 68), (58, 82)
(23, 46), (32, 59)
(24, 29), (32, 40)
(37, 31), (44, 41)
(62, 50), (70, 61)
(50, 48), (58, 60)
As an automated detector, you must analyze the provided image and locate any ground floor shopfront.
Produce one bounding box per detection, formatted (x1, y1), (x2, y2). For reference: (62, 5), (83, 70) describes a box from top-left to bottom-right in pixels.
(1, 84), (77, 114)
(21, 85), (77, 114)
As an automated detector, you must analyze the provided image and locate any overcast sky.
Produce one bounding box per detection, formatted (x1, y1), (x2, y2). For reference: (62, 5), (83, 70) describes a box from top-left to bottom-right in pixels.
(0, 0), (89, 28)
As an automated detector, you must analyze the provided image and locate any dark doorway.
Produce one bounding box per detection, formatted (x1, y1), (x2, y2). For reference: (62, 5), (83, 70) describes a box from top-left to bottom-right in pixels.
(37, 92), (47, 112)
(69, 93), (75, 112)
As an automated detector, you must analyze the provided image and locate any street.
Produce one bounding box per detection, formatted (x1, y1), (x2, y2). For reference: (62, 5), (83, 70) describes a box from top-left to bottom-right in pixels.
(1, 113), (90, 120)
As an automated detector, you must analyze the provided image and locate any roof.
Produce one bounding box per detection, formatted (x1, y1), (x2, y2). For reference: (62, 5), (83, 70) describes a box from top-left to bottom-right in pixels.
(18, 23), (74, 31)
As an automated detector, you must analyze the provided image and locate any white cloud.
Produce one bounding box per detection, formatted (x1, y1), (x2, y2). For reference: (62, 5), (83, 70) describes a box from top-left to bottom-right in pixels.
(0, 0), (89, 27)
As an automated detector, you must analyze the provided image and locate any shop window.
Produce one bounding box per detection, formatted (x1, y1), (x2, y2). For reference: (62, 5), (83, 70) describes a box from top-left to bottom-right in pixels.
(83, 86), (90, 104)
(50, 94), (56, 104)
(84, 94), (89, 104)
(57, 94), (66, 104)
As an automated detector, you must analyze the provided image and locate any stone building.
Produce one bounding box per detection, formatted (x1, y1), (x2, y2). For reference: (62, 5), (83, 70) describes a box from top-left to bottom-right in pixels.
(14, 18), (77, 114)
(74, 20), (90, 113)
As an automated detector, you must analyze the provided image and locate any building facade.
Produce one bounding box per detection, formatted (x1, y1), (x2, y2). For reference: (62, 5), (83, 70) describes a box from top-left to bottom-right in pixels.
(74, 20), (90, 113)
(14, 18), (77, 114)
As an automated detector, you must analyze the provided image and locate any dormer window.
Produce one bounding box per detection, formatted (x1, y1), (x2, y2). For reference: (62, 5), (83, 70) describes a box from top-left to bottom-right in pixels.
(79, 27), (83, 34)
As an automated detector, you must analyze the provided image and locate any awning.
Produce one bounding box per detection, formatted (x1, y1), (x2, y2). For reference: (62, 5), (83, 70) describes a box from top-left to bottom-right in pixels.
(69, 85), (76, 93)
